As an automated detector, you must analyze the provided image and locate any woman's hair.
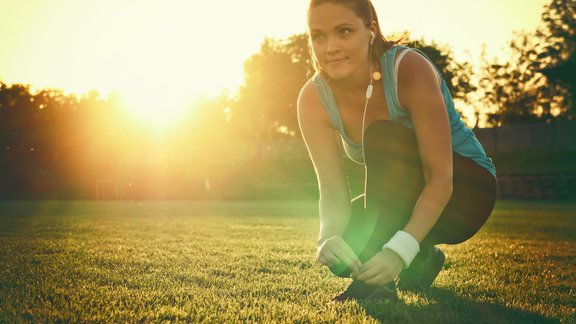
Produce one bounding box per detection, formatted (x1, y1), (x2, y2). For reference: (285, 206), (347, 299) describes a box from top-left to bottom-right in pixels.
(307, 0), (402, 76)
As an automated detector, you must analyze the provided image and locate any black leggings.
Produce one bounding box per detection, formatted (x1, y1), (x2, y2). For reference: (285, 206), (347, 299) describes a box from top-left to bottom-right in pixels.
(331, 120), (497, 276)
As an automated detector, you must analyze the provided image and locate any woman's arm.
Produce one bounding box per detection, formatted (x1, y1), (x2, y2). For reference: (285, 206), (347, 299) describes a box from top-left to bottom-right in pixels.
(297, 80), (361, 271)
(398, 51), (453, 243)
(354, 52), (453, 285)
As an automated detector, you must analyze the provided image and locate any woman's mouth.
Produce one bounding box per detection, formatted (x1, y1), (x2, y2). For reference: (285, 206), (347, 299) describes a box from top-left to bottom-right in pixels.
(326, 58), (348, 65)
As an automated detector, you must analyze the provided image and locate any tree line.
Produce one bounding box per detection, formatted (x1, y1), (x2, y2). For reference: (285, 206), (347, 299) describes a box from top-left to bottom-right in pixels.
(0, 0), (573, 199)
(478, 0), (574, 125)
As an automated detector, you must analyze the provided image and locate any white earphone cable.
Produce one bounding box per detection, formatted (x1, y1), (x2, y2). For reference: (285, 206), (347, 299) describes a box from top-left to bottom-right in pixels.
(361, 39), (374, 164)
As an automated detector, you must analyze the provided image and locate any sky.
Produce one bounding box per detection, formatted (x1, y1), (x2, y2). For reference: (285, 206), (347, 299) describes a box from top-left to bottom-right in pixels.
(0, 0), (548, 103)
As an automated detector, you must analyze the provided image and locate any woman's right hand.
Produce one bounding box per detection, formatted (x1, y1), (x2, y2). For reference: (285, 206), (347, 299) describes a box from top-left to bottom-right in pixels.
(317, 236), (362, 273)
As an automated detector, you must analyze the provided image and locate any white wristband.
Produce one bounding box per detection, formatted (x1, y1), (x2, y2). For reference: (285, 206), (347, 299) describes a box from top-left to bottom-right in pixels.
(382, 231), (420, 269)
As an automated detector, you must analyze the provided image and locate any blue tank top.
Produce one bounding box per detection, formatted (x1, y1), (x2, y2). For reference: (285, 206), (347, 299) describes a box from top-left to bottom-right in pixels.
(312, 45), (496, 178)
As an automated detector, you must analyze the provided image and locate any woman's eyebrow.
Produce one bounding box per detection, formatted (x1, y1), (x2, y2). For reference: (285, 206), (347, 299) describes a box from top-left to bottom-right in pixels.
(310, 23), (355, 33)
(334, 23), (354, 29)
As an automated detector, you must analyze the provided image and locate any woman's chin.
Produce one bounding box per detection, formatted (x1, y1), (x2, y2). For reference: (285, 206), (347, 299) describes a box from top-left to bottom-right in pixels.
(325, 70), (351, 81)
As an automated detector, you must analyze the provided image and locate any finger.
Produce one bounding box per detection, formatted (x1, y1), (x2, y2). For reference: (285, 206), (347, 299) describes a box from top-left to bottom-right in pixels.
(321, 250), (342, 267)
(317, 249), (331, 264)
(318, 254), (340, 268)
(364, 273), (391, 286)
(357, 258), (375, 276)
(343, 250), (362, 272)
(356, 265), (382, 282)
(350, 267), (360, 276)
(334, 238), (362, 268)
(332, 245), (361, 273)
(322, 238), (358, 271)
(317, 255), (331, 267)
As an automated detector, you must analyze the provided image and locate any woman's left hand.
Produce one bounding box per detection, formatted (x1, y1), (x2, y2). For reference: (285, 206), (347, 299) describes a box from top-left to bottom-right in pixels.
(353, 249), (404, 285)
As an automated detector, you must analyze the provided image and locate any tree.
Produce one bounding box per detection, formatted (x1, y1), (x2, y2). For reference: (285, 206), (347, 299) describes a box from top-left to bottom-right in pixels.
(409, 39), (476, 106)
(0, 83), (77, 197)
(479, 32), (551, 126)
(538, 0), (576, 115)
(406, 38), (478, 126)
(479, 0), (575, 126)
(232, 34), (311, 141)
(537, 0), (576, 68)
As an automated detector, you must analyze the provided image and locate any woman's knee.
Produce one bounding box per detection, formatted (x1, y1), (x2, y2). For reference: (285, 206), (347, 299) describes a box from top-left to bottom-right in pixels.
(425, 161), (497, 245)
(363, 120), (420, 168)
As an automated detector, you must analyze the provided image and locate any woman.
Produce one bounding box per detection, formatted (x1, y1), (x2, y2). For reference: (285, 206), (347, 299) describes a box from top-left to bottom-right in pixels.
(297, 0), (497, 301)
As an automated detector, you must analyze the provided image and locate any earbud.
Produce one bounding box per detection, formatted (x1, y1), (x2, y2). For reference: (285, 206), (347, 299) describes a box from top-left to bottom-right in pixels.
(365, 84), (373, 99)
(370, 31), (375, 44)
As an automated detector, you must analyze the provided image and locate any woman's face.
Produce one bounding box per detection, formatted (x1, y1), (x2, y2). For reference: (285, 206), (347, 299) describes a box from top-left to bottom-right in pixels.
(308, 3), (372, 81)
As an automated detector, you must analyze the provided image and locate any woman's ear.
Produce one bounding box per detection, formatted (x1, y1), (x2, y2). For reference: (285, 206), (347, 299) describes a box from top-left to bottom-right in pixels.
(370, 21), (378, 43)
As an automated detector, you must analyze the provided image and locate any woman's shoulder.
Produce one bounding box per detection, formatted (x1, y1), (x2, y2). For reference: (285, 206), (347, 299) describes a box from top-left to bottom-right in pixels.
(395, 48), (440, 87)
(298, 77), (318, 102)
(380, 42), (409, 55)
(297, 76), (324, 115)
(381, 44), (426, 62)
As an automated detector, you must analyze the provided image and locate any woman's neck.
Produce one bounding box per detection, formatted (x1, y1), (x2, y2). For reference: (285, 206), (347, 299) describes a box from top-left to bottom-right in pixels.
(331, 61), (376, 100)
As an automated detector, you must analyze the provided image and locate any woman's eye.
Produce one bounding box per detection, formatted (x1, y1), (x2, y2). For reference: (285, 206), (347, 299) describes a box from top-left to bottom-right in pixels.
(311, 34), (324, 41)
(339, 28), (352, 36)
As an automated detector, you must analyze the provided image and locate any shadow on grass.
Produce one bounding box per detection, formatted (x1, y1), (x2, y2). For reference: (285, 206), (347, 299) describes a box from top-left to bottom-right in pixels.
(357, 287), (556, 323)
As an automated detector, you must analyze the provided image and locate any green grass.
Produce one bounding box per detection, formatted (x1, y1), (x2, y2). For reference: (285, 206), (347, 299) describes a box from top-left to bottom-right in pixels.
(0, 200), (575, 323)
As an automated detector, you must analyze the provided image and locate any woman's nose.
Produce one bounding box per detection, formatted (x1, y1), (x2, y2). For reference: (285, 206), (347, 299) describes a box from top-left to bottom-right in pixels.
(326, 37), (339, 53)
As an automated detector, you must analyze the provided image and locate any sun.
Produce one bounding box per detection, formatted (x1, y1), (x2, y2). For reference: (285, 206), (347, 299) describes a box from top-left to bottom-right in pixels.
(116, 80), (197, 132)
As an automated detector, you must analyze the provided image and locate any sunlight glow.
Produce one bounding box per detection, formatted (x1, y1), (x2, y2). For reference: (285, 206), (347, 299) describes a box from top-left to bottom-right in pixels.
(118, 87), (192, 131)
(0, 0), (548, 130)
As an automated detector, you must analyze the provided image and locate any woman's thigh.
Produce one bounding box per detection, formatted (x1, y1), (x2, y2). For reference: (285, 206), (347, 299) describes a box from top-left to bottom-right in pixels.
(423, 153), (497, 245)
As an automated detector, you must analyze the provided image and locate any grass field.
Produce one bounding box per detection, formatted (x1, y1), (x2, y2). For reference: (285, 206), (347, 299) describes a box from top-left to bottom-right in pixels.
(0, 200), (575, 323)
